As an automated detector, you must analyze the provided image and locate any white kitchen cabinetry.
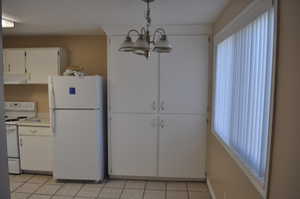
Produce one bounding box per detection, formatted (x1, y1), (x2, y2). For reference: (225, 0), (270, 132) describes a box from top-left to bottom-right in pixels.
(19, 126), (53, 172)
(108, 35), (209, 179)
(160, 36), (209, 114)
(3, 49), (26, 74)
(3, 48), (67, 84)
(26, 48), (65, 84)
(110, 114), (157, 176)
(109, 37), (159, 113)
(158, 115), (207, 178)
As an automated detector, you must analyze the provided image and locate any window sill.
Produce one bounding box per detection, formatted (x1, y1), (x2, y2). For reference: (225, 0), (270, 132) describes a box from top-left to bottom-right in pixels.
(210, 130), (267, 198)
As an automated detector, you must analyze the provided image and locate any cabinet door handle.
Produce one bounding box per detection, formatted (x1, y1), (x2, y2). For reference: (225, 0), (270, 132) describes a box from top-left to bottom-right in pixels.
(19, 138), (23, 147)
(160, 101), (165, 111)
(8, 64), (11, 72)
(152, 101), (156, 111)
(160, 120), (165, 128)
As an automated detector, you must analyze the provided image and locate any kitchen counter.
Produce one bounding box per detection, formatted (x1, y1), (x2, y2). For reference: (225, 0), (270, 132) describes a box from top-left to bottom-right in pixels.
(5, 118), (50, 127)
(17, 118), (50, 127)
(18, 112), (51, 127)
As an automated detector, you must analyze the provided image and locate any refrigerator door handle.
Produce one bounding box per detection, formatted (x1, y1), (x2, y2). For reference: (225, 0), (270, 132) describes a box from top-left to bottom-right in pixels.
(49, 78), (56, 135)
(50, 109), (56, 135)
(50, 78), (56, 109)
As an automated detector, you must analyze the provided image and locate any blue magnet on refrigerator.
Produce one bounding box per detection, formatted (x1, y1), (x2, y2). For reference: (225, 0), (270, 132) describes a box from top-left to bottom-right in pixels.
(69, 87), (76, 95)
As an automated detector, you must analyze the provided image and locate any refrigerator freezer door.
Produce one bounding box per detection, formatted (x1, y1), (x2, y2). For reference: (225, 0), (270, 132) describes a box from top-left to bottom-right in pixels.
(53, 109), (104, 181)
(49, 76), (103, 109)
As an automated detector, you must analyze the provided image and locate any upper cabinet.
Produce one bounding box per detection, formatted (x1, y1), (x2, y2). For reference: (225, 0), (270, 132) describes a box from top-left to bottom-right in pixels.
(3, 49), (26, 74)
(160, 36), (209, 114)
(3, 48), (67, 84)
(109, 37), (159, 113)
(26, 48), (65, 84)
(109, 36), (208, 115)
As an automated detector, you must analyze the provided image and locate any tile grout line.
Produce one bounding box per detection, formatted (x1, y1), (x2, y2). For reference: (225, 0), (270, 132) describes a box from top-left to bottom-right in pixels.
(95, 180), (106, 199)
(27, 175), (53, 199)
(141, 180), (147, 199)
(49, 179), (66, 199)
(9, 175), (25, 196)
(165, 181), (167, 199)
(117, 180), (127, 199)
(186, 182), (190, 199)
(13, 174), (36, 199)
(10, 179), (26, 193)
(72, 183), (85, 199)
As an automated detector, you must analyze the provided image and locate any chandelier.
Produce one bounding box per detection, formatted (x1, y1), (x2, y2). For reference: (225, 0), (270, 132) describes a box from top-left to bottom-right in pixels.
(119, 0), (172, 58)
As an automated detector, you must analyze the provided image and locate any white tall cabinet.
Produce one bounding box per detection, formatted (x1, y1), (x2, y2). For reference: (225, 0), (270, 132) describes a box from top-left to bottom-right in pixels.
(108, 35), (209, 179)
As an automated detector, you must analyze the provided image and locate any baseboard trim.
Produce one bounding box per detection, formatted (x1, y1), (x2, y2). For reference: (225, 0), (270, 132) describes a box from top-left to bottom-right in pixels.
(207, 178), (217, 199)
(109, 175), (206, 182)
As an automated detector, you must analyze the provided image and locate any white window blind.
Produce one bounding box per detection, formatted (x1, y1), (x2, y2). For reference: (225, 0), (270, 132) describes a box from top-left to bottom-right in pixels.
(213, 8), (275, 181)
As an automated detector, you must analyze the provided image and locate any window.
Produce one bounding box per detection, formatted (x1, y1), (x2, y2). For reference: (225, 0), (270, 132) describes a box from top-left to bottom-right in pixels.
(213, 7), (275, 184)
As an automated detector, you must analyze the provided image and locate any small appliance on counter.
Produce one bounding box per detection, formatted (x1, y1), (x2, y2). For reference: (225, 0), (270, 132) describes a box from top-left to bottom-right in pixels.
(48, 75), (105, 182)
(4, 102), (37, 174)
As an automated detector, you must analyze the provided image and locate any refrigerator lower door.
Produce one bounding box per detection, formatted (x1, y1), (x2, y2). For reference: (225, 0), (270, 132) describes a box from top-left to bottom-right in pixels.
(53, 109), (104, 181)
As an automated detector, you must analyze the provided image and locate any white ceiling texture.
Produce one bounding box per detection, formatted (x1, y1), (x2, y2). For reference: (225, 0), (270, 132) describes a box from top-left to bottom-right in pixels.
(2, 0), (230, 35)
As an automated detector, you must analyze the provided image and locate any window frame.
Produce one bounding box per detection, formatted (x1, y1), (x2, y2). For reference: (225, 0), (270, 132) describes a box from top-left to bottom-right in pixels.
(211, 0), (278, 198)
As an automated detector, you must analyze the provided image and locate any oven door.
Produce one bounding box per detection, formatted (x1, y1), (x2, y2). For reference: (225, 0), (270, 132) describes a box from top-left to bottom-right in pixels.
(6, 124), (19, 158)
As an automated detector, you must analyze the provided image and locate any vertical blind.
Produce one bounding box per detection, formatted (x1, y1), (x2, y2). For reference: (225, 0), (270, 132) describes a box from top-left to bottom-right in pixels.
(213, 8), (275, 181)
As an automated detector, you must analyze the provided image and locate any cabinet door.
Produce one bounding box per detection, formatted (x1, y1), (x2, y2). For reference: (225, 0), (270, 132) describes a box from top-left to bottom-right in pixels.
(109, 36), (159, 113)
(158, 115), (207, 178)
(27, 48), (60, 84)
(19, 135), (53, 172)
(110, 114), (157, 176)
(160, 36), (209, 114)
(3, 49), (26, 74)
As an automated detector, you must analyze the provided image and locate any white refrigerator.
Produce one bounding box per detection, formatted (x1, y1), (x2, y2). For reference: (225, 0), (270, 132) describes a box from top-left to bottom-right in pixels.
(48, 76), (104, 181)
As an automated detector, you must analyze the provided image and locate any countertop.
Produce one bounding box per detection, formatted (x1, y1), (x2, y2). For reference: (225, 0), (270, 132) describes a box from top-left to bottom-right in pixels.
(5, 112), (51, 127)
(17, 119), (51, 127)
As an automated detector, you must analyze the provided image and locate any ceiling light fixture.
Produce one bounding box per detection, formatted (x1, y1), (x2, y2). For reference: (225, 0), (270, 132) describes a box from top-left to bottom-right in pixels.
(119, 0), (172, 58)
(2, 18), (15, 28)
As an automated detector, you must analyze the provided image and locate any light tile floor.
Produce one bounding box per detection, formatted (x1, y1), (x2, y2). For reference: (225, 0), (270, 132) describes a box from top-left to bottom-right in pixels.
(9, 174), (211, 199)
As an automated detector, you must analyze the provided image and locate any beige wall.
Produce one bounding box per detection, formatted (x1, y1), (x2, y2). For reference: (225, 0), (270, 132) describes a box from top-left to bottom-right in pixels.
(3, 35), (107, 113)
(207, 133), (263, 199)
(213, 0), (253, 33)
(207, 0), (300, 199)
(268, 0), (300, 198)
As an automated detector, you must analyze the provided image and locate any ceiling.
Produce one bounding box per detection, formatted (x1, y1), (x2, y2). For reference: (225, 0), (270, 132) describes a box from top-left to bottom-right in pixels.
(3, 0), (230, 35)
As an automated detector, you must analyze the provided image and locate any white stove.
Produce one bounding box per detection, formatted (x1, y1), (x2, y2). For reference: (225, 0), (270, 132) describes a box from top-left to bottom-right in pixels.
(5, 102), (36, 174)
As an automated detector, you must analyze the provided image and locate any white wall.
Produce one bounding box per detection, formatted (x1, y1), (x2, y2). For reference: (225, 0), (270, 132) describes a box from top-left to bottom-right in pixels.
(0, 0), (11, 197)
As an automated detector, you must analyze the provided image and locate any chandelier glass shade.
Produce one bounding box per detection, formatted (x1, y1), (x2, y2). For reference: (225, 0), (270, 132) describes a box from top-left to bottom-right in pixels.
(119, 0), (172, 58)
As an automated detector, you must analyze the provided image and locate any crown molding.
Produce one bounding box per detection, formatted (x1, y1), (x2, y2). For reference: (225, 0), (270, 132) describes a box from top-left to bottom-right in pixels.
(103, 24), (212, 36)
